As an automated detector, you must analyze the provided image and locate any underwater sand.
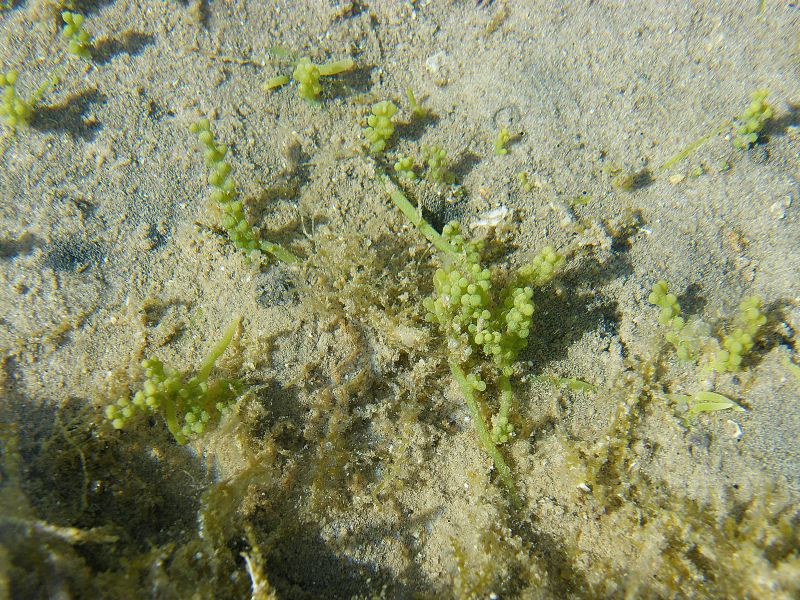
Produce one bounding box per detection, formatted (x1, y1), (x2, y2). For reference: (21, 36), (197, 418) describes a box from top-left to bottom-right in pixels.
(1, 1), (799, 598)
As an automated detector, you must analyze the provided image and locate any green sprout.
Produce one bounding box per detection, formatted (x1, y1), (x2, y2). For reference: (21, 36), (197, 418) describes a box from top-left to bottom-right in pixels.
(405, 88), (429, 119)
(666, 391), (745, 422)
(0, 70), (33, 130)
(710, 295), (766, 373)
(189, 118), (300, 264)
(62, 11), (93, 60)
(648, 281), (680, 326)
(533, 374), (596, 393)
(649, 280), (708, 362)
(363, 100), (398, 153)
(732, 89), (773, 149)
(266, 57), (355, 103)
(383, 176), (564, 505)
(393, 155), (417, 180)
(494, 127), (511, 155)
(649, 281), (766, 373)
(292, 58), (322, 102)
(104, 318), (241, 444)
(422, 144), (455, 184)
(0, 67), (60, 132)
(516, 171), (537, 192)
(657, 88), (774, 173)
(263, 74), (290, 91)
(658, 119), (731, 172)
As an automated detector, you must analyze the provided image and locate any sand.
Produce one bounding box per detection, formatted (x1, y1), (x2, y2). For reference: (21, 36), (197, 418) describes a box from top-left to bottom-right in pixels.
(1, 1), (798, 598)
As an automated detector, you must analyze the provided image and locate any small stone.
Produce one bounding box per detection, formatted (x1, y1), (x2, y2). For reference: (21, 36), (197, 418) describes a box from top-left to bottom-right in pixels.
(668, 173), (685, 185)
(724, 419), (743, 441)
(769, 196), (791, 220)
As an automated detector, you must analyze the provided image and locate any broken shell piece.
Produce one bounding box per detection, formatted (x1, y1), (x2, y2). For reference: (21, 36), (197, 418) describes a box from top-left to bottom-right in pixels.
(470, 205), (511, 228)
(724, 419), (743, 441)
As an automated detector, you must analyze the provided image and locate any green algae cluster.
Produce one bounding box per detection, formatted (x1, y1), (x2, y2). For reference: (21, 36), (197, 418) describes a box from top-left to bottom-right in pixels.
(104, 318), (241, 444)
(649, 280), (767, 371)
(732, 88), (774, 149)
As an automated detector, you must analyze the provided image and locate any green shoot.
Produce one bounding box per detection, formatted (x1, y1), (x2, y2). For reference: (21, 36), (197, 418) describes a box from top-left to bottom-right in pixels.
(62, 11), (93, 60)
(104, 317), (242, 444)
(189, 118), (300, 264)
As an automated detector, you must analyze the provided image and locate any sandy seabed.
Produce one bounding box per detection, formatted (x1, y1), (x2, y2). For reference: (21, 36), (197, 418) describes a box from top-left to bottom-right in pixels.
(1, 1), (799, 598)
